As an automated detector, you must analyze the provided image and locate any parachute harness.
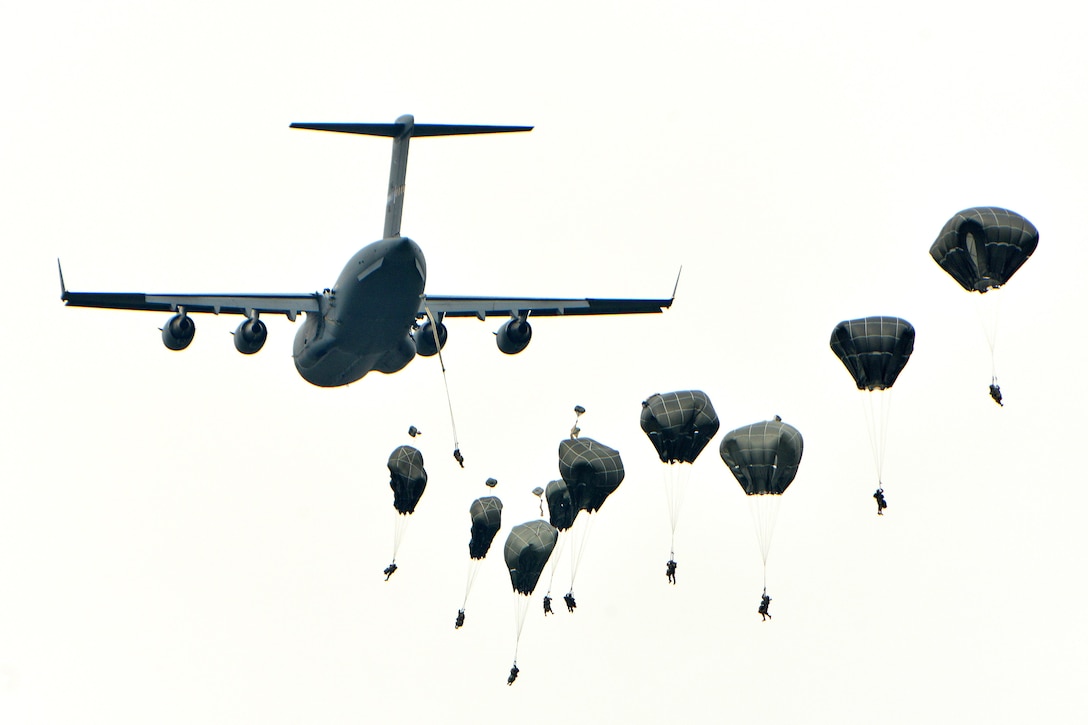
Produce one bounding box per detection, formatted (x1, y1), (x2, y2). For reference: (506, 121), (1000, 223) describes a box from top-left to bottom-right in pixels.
(422, 303), (462, 465)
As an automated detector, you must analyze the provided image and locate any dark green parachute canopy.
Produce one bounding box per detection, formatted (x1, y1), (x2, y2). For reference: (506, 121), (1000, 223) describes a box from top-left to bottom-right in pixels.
(468, 496), (503, 559)
(930, 207), (1039, 293)
(504, 520), (559, 595)
(719, 419), (804, 495)
(558, 437), (625, 514)
(545, 479), (577, 531)
(387, 445), (428, 514)
(830, 316), (916, 391)
(640, 390), (721, 463)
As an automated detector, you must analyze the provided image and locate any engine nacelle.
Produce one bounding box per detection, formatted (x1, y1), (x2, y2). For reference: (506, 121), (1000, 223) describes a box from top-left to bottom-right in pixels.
(161, 312), (195, 351)
(414, 319), (447, 357)
(233, 317), (268, 355)
(496, 317), (532, 355)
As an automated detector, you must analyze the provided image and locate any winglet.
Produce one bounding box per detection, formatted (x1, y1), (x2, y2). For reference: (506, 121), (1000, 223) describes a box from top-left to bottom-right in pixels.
(671, 266), (683, 301)
(58, 259), (68, 301)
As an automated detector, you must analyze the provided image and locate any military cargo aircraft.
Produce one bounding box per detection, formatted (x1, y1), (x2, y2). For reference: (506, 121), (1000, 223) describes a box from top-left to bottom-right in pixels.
(60, 115), (673, 387)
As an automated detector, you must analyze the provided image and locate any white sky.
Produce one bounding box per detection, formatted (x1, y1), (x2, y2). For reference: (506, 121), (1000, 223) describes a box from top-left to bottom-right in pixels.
(3, 1), (1086, 723)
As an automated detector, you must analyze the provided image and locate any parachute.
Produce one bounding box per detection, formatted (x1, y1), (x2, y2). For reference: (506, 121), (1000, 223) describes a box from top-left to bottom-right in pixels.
(640, 390), (720, 464)
(830, 317), (914, 511)
(504, 520), (560, 674)
(719, 419), (803, 496)
(930, 207), (1038, 402)
(830, 317), (915, 392)
(570, 405), (586, 439)
(388, 445), (427, 515)
(469, 497), (503, 559)
(505, 520), (559, 596)
(458, 496), (503, 628)
(548, 437), (625, 605)
(545, 479), (577, 531)
(558, 437), (625, 514)
(640, 391), (720, 575)
(385, 445), (428, 578)
(930, 207), (1038, 293)
(720, 418), (803, 591)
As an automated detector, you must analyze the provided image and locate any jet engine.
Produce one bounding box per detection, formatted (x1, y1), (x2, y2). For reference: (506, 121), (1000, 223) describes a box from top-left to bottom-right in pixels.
(496, 316), (532, 355)
(161, 311), (195, 351)
(414, 318), (447, 357)
(233, 316), (268, 355)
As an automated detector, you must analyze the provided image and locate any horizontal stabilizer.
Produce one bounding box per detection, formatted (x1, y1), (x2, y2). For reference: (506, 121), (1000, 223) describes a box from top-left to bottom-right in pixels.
(290, 122), (533, 137)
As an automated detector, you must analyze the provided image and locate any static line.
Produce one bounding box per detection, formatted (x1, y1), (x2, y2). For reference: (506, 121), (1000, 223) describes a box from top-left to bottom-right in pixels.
(423, 304), (461, 454)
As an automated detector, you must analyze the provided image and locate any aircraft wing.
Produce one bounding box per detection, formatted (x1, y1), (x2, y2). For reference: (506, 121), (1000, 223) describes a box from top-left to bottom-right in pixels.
(61, 290), (321, 320)
(419, 294), (673, 319)
(59, 265), (320, 321)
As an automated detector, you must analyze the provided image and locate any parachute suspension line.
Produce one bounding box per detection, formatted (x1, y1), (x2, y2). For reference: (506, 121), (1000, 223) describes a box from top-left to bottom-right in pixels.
(973, 290), (1003, 380)
(512, 593), (532, 661)
(392, 512), (412, 561)
(464, 559), (482, 608)
(877, 390), (893, 484)
(545, 531), (570, 596)
(423, 304), (462, 458)
(882, 390), (893, 472)
(663, 464), (692, 555)
(860, 393), (880, 483)
(568, 513), (597, 592)
(859, 391), (893, 487)
(746, 494), (781, 569)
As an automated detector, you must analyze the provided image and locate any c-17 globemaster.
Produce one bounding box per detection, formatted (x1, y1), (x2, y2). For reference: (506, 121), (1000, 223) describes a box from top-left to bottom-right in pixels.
(59, 115), (673, 387)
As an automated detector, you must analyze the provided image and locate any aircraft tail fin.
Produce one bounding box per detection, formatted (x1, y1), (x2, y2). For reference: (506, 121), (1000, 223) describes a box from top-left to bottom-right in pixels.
(291, 115), (532, 239)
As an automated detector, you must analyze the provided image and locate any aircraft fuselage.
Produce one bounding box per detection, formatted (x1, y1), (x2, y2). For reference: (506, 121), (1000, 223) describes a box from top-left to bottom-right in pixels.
(292, 236), (426, 387)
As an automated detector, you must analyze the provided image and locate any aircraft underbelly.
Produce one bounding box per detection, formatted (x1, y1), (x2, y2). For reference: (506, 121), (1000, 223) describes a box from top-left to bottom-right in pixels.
(293, 242), (424, 387)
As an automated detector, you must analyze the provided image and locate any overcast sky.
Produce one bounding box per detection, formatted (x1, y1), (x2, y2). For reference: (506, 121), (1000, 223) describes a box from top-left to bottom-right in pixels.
(3, 2), (1086, 723)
